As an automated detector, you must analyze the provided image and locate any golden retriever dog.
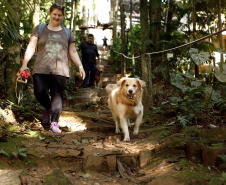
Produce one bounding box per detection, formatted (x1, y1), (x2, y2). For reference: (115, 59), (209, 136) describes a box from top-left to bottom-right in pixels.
(106, 77), (146, 141)
(94, 64), (105, 88)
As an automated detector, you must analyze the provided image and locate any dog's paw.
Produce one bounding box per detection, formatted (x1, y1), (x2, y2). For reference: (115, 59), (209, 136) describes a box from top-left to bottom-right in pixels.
(123, 137), (130, 142)
(115, 129), (121, 134)
(133, 130), (139, 135)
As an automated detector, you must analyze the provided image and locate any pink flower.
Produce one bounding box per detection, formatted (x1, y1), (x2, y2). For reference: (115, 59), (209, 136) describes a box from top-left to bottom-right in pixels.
(21, 70), (30, 80)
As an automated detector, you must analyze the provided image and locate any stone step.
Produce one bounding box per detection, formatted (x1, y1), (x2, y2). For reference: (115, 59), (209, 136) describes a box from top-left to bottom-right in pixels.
(102, 81), (116, 88)
(71, 96), (99, 104)
(74, 91), (98, 97)
(102, 76), (116, 82)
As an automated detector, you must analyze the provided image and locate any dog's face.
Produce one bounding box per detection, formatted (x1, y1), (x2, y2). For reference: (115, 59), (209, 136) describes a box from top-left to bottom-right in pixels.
(117, 78), (146, 99)
(97, 64), (104, 72)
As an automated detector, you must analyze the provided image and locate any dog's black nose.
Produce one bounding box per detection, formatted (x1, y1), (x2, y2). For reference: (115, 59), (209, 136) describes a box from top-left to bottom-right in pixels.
(129, 89), (133, 94)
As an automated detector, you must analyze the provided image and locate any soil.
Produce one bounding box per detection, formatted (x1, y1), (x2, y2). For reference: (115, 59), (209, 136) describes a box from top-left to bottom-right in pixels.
(0, 102), (225, 185)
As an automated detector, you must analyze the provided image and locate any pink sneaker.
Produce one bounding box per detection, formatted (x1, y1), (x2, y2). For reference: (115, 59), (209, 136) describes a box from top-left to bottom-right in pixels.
(50, 122), (61, 133)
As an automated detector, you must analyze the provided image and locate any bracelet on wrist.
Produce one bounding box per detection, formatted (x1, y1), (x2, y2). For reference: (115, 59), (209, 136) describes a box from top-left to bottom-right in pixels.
(79, 66), (83, 69)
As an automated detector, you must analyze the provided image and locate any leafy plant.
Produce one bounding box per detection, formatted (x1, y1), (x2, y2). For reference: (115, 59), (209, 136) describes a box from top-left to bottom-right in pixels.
(12, 147), (27, 159)
(218, 155), (226, 163)
(153, 70), (225, 127)
(189, 48), (210, 65)
(0, 150), (9, 158)
(210, 64), (226, 82)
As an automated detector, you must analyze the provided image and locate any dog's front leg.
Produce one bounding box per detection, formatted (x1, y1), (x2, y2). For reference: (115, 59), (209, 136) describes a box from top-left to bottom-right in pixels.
(133, 112), (143, 135)
(113, 116), (120, 133)
(119, 117), (130, 141)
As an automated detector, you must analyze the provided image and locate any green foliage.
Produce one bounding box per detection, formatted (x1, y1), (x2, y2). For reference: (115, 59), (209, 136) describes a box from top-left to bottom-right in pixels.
(221, 172), (226, 183)
(0, 147), (27, 159)
(12, 147), (27, 159)
(153, 71), (225, 127)
(210, 64), (226, 82)
(64, 79), (76, 100)
(218, 155), (226, 163)
(0, 150), (9, 158)
(189, 48), (210, 65)
(0, 0), (32, 46)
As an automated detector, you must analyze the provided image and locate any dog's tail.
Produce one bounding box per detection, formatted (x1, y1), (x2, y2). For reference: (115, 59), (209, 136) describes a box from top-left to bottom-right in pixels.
(106, 84), (117, 94)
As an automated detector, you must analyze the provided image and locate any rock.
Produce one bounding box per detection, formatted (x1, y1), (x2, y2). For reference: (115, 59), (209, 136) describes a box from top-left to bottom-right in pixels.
(0, 107), (17, 124)
(202, 148), (226, 166)
(117, 155), (139, 168)
(83, 156), (107, 172)
(43, 168), (73, 185)
(83, 155), (117, 172)
(72, 103), (85, 111)
(0, 170), (21, 185)
(186, 141), (202, 162)
(106, 155), (117, 172)
(139, 150), (153, 168)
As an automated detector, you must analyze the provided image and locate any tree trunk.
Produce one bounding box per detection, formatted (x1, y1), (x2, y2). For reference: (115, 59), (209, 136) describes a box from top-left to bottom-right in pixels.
(140, 0), (153, 112)
(72, 0), (78, 33)
(141, 54), (153, 112)
(32, 0), (40, 29)
(70, 0), (74, 30)
(140, 0), (149, 54)
(120, 0), (126, 77)
(82, 0), (87, 27)
(218, 0), (223, 72)
(151, 0), (165, 83)
(130, 0), (135, 74)
(113, 0), (119, 44)
(111, 0), (119, 65)
(5, 4), (21, 103)
(93, 0), (97, 26)
(192, 0), (199, 78)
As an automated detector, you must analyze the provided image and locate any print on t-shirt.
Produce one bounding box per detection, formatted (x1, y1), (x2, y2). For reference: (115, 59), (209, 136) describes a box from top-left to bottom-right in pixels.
(44, 34), (63, 60)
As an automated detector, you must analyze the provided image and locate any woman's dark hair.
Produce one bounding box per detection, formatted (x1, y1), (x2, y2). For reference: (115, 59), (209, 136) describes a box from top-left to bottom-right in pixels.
(49, 3), (65, 16)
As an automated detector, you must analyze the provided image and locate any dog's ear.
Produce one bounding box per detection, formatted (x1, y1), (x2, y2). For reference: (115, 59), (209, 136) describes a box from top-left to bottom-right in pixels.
(117, 77), (126, 87)
(137, 79), (146, 88)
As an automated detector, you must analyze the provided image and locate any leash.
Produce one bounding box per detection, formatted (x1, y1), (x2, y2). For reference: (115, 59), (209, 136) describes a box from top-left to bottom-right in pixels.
(15, 68), (30, 105)
(15, 80), (24, 105)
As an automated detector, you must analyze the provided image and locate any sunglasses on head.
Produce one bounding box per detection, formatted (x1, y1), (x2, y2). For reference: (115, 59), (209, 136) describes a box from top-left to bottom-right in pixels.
(53, 3), (65, 10)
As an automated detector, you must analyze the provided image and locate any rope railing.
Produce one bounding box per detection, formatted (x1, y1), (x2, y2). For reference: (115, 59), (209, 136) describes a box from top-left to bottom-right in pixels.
(111, 27), (226, 59)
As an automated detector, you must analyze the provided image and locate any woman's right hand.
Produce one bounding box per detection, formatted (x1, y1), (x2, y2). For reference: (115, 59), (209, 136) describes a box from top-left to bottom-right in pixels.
(17, 65), (28, 78)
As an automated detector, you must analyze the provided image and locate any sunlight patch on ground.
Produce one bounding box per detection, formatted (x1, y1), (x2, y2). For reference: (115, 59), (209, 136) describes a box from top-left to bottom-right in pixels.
(91, 140), (155, 155)
(58, 117), (87, 132)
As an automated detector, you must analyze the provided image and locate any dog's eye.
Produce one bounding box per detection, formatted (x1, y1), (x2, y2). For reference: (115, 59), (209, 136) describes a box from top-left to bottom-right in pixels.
(126, 84), (129, 87)
(133, 84), (136, 87)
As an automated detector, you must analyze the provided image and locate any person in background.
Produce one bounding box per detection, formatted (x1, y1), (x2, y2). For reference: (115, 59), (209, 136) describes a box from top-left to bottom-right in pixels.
(17, 3), (85, 133)
(77, 34), (100, 88)
(102, 36), (108, 51)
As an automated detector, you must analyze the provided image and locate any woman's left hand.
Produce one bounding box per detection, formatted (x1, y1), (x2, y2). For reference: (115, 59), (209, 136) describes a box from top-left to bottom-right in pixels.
(79, 68), (85, 80)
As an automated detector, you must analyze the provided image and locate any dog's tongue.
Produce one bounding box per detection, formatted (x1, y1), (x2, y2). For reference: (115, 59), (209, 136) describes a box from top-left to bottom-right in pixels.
(129, 94), (136, 98)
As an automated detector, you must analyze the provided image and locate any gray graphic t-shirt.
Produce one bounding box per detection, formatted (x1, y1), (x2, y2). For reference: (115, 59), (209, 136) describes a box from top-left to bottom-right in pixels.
(31, 24), (75, 77)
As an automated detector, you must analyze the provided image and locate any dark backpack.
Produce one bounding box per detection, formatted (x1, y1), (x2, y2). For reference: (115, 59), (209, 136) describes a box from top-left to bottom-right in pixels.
(38, 23), (70, 46)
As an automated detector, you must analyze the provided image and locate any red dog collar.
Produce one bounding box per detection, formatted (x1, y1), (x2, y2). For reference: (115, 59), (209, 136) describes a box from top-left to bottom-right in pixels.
(117, 98), (136, 106)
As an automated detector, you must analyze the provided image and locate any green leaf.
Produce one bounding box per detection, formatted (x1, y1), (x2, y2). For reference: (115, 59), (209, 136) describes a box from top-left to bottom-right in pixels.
(210, 64), (226, 82)
(0, 150), (9, 157)
(217, 48), (226, 54)
(190, 80), (202, 87)
(12, 152), (18, 158)
(19, 153), (27, 157)
(18, 148), (27, 153)
(189, 48), (210, 65)
(20, 171), (29, 175)
(39, 135), (46, 140)
(79, 173), (90, 178)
